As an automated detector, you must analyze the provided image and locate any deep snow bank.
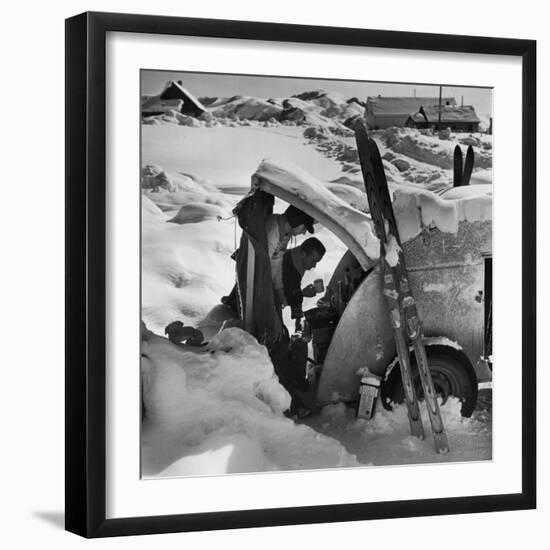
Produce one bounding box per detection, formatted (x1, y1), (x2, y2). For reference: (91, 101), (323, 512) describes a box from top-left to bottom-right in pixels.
(141, 207), (237, 334)
(141, 327), (359, 476)
(141, 164), (232, 213)
(382, 127), (493, 170)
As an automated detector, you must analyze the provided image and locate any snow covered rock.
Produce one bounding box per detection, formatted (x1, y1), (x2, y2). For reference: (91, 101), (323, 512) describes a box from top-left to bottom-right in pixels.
(209, 95), (283, 121)
(303, 126), (330, 140)
(141, 164), (230, 212)
(141, 165), (174, 192)
(382, 127), (492, 170)
(174, 112), (203, 127)
(142, 117), (161, 125)
(292, 89), (363, 121)
(198, 110), (215, 122)
(459, 136), (481, 147)
(280, 97), (347, 130)
(392, 158), (411, 172)
(335, 144), (359, 164)
(168, 202), (225, 224)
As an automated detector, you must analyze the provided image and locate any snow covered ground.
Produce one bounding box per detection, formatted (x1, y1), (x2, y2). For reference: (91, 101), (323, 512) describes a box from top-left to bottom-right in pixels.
(141, 328), (359, 477)
(140, 89), (493, 477)
(302, 392), (492, 467)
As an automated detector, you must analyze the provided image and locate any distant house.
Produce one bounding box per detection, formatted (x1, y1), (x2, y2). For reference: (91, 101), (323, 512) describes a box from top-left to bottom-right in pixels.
(141, 80), (207, 118)
(365, 96), (457, 129)
(405, 105), (480, 132)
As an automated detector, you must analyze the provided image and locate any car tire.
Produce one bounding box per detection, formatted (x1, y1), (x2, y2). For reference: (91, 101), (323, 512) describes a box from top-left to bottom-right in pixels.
(381, 345), (478, 417)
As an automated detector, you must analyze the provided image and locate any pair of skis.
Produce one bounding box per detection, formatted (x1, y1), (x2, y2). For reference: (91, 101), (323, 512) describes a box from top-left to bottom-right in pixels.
(454, 144), (474, 187)
(355, 121), (449, 454)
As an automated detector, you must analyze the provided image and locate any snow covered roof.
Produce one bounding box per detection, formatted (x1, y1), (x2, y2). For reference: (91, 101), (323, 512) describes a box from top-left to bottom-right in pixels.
(367, 96), (457, 116)
(392, 185), (492, 243)
(160, 80), (207, 113)
(409, 105), (480, 124)
(252, 159), (380, 267)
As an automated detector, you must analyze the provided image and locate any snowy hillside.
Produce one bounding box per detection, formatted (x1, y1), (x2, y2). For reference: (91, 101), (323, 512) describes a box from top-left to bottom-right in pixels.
(140, 87), (493, 476)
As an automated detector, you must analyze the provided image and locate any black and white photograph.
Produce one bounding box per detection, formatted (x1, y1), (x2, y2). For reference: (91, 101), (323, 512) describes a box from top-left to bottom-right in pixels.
(139, 71), (494, 478)
(0, 0), (544, 544)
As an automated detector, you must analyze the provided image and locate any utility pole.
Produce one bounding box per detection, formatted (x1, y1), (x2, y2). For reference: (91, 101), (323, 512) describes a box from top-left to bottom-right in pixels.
(437, 85), (442, 130)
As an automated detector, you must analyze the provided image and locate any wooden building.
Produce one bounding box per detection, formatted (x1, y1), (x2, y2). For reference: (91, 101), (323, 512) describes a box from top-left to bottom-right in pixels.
(405, 105), (480, 132)
(365, 96), (457, 129)
(141, 80), (207, 118)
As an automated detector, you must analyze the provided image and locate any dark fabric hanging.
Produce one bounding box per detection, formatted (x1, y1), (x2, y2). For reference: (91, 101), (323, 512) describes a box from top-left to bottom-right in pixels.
(233, 189), (285, 348)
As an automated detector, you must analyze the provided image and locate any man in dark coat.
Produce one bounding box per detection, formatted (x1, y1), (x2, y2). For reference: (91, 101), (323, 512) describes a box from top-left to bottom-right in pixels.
(274, 237), (326, 418)
(278, 237), (326, 330)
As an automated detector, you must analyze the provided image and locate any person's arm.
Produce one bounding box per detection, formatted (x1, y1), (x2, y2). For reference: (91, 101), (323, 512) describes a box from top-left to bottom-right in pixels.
(282, 253), (304, 320)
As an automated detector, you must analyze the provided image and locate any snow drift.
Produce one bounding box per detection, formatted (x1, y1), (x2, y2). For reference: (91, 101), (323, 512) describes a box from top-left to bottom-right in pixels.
(141, 211), (237, 334)
(208, 95), (284, 121)
(392, 185), (492, 242)
(382, 126), (493, 170)
(141, 327), (359, 476)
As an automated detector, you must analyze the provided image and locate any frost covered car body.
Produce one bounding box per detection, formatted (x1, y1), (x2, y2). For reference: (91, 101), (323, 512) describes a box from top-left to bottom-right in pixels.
(250, 159), (492, 416)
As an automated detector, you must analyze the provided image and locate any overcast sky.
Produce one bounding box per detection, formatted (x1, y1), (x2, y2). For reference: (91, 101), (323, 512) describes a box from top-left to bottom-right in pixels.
(141, 70), (493, 118)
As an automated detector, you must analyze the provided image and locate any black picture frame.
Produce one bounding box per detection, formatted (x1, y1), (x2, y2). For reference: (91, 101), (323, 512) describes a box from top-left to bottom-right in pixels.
(65, 11), (536, 538)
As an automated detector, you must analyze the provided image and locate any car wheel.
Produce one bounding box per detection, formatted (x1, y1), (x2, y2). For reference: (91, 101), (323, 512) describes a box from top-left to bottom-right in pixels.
(381, 346), (478, 417)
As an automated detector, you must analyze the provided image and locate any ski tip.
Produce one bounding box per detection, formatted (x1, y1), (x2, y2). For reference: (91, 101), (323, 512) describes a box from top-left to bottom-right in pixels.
(453, 146), (463, 187)
(461, 145), (475, 186)
(367, 136), (382, 156)
(434, 433), (450, 454)
(410, 424), (425, 440)
(353, 117), (368, 137)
